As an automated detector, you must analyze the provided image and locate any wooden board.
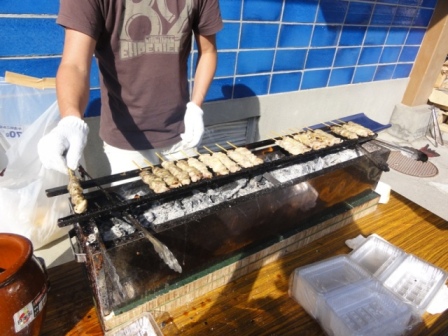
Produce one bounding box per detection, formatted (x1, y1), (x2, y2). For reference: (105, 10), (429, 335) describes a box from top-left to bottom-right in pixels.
(40, 191), (448, 336)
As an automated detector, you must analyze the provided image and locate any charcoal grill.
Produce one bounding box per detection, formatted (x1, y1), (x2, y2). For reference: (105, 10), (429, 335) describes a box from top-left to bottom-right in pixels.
(46, 120), (390, 333)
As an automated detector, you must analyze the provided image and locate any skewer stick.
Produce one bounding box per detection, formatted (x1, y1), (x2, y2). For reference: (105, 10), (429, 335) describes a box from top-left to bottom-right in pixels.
(322, 122), (332, 127)
(226, 141), (238, 149)
(215, 143), (228, 152)
(155, 152), (166, 162)
(203, 145), (215, 154)
(132, 160), (143, 170)
(143, 158), (155, 168)
(180, 150), (190, 159)
(329, 120), (341, 125)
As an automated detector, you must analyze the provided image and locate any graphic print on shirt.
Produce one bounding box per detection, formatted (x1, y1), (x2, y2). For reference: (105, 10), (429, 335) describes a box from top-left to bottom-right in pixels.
(119, 0), (193, 59)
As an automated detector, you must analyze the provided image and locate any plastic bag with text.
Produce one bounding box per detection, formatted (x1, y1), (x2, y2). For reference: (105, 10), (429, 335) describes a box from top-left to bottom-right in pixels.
(0, 101), (71, 249)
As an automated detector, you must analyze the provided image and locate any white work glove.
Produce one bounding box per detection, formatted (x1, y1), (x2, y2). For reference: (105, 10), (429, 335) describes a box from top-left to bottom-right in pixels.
(180, 102), (204, 148)
(38, 116), (89, 174)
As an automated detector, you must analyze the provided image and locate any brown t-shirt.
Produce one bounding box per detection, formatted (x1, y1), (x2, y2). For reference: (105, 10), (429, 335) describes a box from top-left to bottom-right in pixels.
(57, 0), (222, 150)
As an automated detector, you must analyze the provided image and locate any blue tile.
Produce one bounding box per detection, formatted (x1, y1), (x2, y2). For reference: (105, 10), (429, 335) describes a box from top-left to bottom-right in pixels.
(216, 52), (237, 77)
(399, 0), (421, 5)
(0, 19), (64, 57)
(393, 6), (418, 26)
(359, 47), (383, 65)
(284, 0), (319, 23)
(270, 72), (302, 94)
(311, 25), (340, 47)
(279, 24), (313, 48)
(205, 78), (234, 101)
(234, 75), (270, 97)
(377, 0), (399, 3)
(334, 47), (361, 67)
(421, 0), (437, 8)
(243, 0), (283, 21)
(345, 2), (374, 25)
(353, 66), (376, 83)
(301, 69), (330, 90)
(339, 26), (366, 46)
(316, 0), (348, 24)
(413, 8), (434, 27)
(329, 67), (354, 86)
(406, 28), (425, 45)
(371, 5), (397, 26)
(85, 89), (101, 118)
(393, 64), (413, 78)
(380, 47), (401, 63)
(274, 49), (307, 71)
(217, 23), (240, 50)
(90, 60), (100, 87)
(220, 0), (242, 21)
(386, 28), (409, 45)
(237, 50), (274, 75)
(374, 65), (395, 81)
(399, 46), (419, 62)
(364, 27), (388, 46)
(0, 0), (59, 14)
(305, 48), (336, 69)
(0, 57), (60, 79)
(240, 23), (279, 49)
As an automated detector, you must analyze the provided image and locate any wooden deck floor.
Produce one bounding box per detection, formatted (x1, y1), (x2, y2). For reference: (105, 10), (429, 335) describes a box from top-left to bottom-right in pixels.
(41, 191), (448, 336)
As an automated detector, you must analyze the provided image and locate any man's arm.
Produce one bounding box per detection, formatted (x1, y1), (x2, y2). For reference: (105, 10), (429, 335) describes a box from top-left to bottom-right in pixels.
(190, 34), (218, 107)
(56, 28), (96, 119)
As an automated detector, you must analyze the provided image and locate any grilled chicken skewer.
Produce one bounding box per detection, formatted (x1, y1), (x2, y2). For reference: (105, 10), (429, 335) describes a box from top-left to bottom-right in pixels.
(310, 128), (342, 146)
(175, 158), (203, 183)
(68, 168), (88, 214)
(133, 161), (169, 193)
(196, 149), (229, 175)
(272, 133), (311, 155)
(156, 153), (191, 186)
(337, 119), (375, 137)
(326, 122), (358, 139)
(181, 150), (213, 179)
(216, 143), (253, 168)
(143, 159), (182, 189)
(203, 146), (241, 173)
(291, 129), (327, 150)
(226, 141), (264, 166)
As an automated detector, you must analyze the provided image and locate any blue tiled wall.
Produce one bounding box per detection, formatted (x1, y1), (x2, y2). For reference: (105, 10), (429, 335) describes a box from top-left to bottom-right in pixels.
(0, 0), (439, 117)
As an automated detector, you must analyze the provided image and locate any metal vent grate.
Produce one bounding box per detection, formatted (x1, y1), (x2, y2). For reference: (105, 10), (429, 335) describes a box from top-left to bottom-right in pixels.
(387, 151), (438, 177)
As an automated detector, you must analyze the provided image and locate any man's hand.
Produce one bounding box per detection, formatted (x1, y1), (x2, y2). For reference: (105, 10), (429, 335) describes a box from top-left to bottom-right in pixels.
(37, 116), (89, 174)
(180, 102), (204, 148)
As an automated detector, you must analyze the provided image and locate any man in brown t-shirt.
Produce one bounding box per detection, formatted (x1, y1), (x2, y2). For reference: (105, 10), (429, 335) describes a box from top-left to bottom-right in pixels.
(38, 0), (223, 174)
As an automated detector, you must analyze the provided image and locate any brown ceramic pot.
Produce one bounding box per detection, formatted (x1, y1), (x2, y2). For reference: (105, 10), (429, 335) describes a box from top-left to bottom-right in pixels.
(0, 233), (49, 336)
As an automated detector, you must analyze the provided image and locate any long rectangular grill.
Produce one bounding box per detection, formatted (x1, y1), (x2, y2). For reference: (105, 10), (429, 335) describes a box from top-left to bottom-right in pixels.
(47, 120), (390, 332)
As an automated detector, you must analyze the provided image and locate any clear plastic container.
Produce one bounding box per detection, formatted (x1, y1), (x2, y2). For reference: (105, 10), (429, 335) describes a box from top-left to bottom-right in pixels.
(320, 280), (416, 336)
(382, 254), (448, 315)
(349, 234), (406, 279)
(289, 255), (371, 318)
(106, 312), (163, 336)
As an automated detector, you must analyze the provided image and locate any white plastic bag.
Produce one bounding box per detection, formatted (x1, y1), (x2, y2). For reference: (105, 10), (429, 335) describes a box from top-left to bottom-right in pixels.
(0, 101), (71, 249)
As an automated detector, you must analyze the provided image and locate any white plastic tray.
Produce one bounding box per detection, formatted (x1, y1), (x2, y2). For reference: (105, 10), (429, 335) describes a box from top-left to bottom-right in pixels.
(349, 234), (406, 279)
(289, 255), (371, 318)
(382, 254), (448, 315)
(321, 280), (414, 336)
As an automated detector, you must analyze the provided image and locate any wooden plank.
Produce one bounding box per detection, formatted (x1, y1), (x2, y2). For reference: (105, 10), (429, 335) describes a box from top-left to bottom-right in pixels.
(40, 192), (448, 336)
(402, 1), (448, 106)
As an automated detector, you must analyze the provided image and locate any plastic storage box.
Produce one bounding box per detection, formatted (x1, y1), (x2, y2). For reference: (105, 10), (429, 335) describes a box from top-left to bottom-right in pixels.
(289, 255), (371, 318)
(349, 234), (406, 280)
(382, 254), (448, 315)
(320, 280), (415, 336)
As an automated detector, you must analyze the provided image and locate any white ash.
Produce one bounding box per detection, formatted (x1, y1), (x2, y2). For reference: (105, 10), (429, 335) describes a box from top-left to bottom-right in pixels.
(102, 217), (136, 241)
(270, 149), (358, 183)
(143, 176), (272, 225)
